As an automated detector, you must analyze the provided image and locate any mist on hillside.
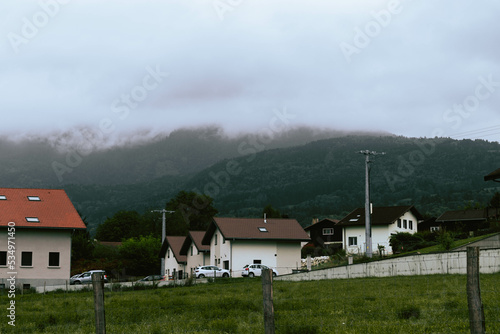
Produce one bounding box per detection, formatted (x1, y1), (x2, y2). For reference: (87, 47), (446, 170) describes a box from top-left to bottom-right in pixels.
(0, 125), (389, 187)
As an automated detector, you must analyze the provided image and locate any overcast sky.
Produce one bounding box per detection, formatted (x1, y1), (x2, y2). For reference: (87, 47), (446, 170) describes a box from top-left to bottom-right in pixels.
(2, 0), (499, 146)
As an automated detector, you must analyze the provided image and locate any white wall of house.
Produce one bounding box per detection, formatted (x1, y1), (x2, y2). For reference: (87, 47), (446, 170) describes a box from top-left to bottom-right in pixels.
(230, 240), (278, 277)
(210, 228), (231, 269)
(186, 242), (209, 278)
(344, 211), (420, 255)
(0, 229), (72, 287)
(276, 242), (302, 275)
(164, 246), (185, 279)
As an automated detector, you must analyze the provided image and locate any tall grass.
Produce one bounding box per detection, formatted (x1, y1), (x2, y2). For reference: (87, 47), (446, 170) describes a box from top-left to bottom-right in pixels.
(1, 273), (499, 333)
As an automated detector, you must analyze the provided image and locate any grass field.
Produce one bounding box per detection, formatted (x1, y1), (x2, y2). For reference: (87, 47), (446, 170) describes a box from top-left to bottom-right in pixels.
(1, 273), (499, 333)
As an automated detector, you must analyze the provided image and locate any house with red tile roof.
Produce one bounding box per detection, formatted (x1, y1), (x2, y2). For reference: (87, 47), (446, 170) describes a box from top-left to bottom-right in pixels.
(179, 231), (210, 278)
(201, 217), (310, 277)
(0, 188), (86, 288)
(337, 206), (423, 255)
(159, 236), (187, 280)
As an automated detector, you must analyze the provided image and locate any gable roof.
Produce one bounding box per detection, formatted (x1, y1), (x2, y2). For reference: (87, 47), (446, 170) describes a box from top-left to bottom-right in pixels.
(180, 231), (210, 255)
(304, 218), (339, 231)
(159, 236), (187, 264)
(0, 188), (86, 230)
(202, 217), (310, 245)
(337, 206), (423, 227)
(484, 168), (500, 182)
(436, 210), (487, 222)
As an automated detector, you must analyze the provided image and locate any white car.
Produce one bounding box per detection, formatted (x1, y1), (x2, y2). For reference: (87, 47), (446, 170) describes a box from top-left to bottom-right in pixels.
(242, 264), (278, 277)
(194, 266), (230, 278)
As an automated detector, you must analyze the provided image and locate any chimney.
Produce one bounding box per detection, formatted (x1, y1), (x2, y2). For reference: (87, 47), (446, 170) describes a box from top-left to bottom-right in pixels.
(264, 213), (267, 223)
(312, 218), (319, 225)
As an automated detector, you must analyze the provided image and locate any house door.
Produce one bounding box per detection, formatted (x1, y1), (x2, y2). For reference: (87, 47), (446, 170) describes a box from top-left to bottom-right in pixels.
(223, 260), (229, 270)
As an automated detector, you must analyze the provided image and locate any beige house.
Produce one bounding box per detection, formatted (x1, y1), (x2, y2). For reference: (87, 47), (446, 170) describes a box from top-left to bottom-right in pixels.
(179, 231), (210, 278)
(202, 217), (310, 277)
(159, 236), (187, 280)
(0, 188), (86, 288)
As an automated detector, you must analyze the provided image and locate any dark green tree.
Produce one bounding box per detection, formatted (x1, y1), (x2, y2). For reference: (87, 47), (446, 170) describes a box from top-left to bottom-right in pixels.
(71, 213), (94, 261)
(263, 204), (282, 218)
(95, 210), (143, 241)
(164, 191), (218, 235)
(119, 235), (161, 276)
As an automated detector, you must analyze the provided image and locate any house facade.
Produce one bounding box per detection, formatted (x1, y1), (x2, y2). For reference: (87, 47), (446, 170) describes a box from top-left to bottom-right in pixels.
(202, 217), (310, 277)
(435, 209), (489, 234)
(159, 236), (187, 280)
(0, 188), (86, 288)
(180, 231), (210, 278)
(337, 206), (423, 255)
(304, 218), (342, 249)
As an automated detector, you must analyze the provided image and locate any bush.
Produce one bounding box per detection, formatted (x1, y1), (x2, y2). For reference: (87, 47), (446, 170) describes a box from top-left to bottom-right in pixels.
(437, 231), (454, 250)
(389, 232), (425, 253)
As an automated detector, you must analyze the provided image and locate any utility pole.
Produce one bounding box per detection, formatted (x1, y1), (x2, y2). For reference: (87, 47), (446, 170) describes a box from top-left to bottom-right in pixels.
(358, 150), (385, 258)
(152, 209), (175, 276)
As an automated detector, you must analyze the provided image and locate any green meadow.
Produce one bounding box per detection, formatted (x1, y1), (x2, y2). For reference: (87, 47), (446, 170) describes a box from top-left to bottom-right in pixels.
(1, 274), (499, 333)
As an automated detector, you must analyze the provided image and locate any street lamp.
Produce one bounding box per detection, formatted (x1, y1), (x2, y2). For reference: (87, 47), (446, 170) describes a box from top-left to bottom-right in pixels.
(358, 150), (385, 258)
(152, 209), (174, 275)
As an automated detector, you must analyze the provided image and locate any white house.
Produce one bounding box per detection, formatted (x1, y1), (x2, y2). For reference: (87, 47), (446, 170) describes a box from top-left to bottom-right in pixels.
(179, 231), (210, 278)
(0, 188), (86, 288)
(337, 206), (424, 255)
(201, 217), (310, 277)
(159, 236), (187, 280)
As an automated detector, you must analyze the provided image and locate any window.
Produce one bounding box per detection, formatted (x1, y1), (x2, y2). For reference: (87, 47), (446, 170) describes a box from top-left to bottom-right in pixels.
(28, 196), (41, 201)
(253, 259), (262, 264)
(0, 251), (6, 266)
(430, 226), (441, 232)
(403, 220), (407, 229)
(167, 249), (170, 258)
(26, 217), (40, 223)
(258, 227), (268, 232)
(190, 245), (193, 256)
(214, 233), (217, 245)
(21, 252), (32, 266)
(0, 195), (6, 200)
(48, 252), (60, 267)
(348, 237), (357, 246)
(323, 228), (334, 235)
(409, 220), (413, 230)
(397, 219), (401, 228)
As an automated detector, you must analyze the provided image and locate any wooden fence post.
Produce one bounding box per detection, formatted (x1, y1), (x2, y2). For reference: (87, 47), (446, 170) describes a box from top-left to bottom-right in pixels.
(262, 268), (275, 334)
(466, 247), (485, 334)
(92, 272), (106, 334)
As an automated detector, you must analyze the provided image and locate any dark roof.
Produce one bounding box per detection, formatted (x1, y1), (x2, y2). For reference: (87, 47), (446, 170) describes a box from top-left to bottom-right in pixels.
(180, 231), (210, 255)
(484, 168), (500, 182)
(202, 217), (310, 245)
(337, 206), (423, 227)
(159, 236), (187, 263)
(0, 188), (86, 230)
(436, 210), (487, 222)
(304, 218), (339, 231)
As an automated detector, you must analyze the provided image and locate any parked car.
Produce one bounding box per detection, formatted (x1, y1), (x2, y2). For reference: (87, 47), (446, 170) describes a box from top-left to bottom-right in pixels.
(69, 273), (84, 285)
(242, 264), (278, 277)
(71, 270), (108, 284)
(194, 266), (230, 278)
(137, 275), (165, 282)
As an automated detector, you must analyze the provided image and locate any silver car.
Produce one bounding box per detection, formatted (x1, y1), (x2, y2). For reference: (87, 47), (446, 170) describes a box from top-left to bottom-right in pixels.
(242, 264), (278, 277)
(71, 270), (108, 284)
(194, 266), (230, 278)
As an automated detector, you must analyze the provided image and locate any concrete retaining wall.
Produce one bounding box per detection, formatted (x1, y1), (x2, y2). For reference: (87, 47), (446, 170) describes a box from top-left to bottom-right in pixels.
(275, 248), (500, 282)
